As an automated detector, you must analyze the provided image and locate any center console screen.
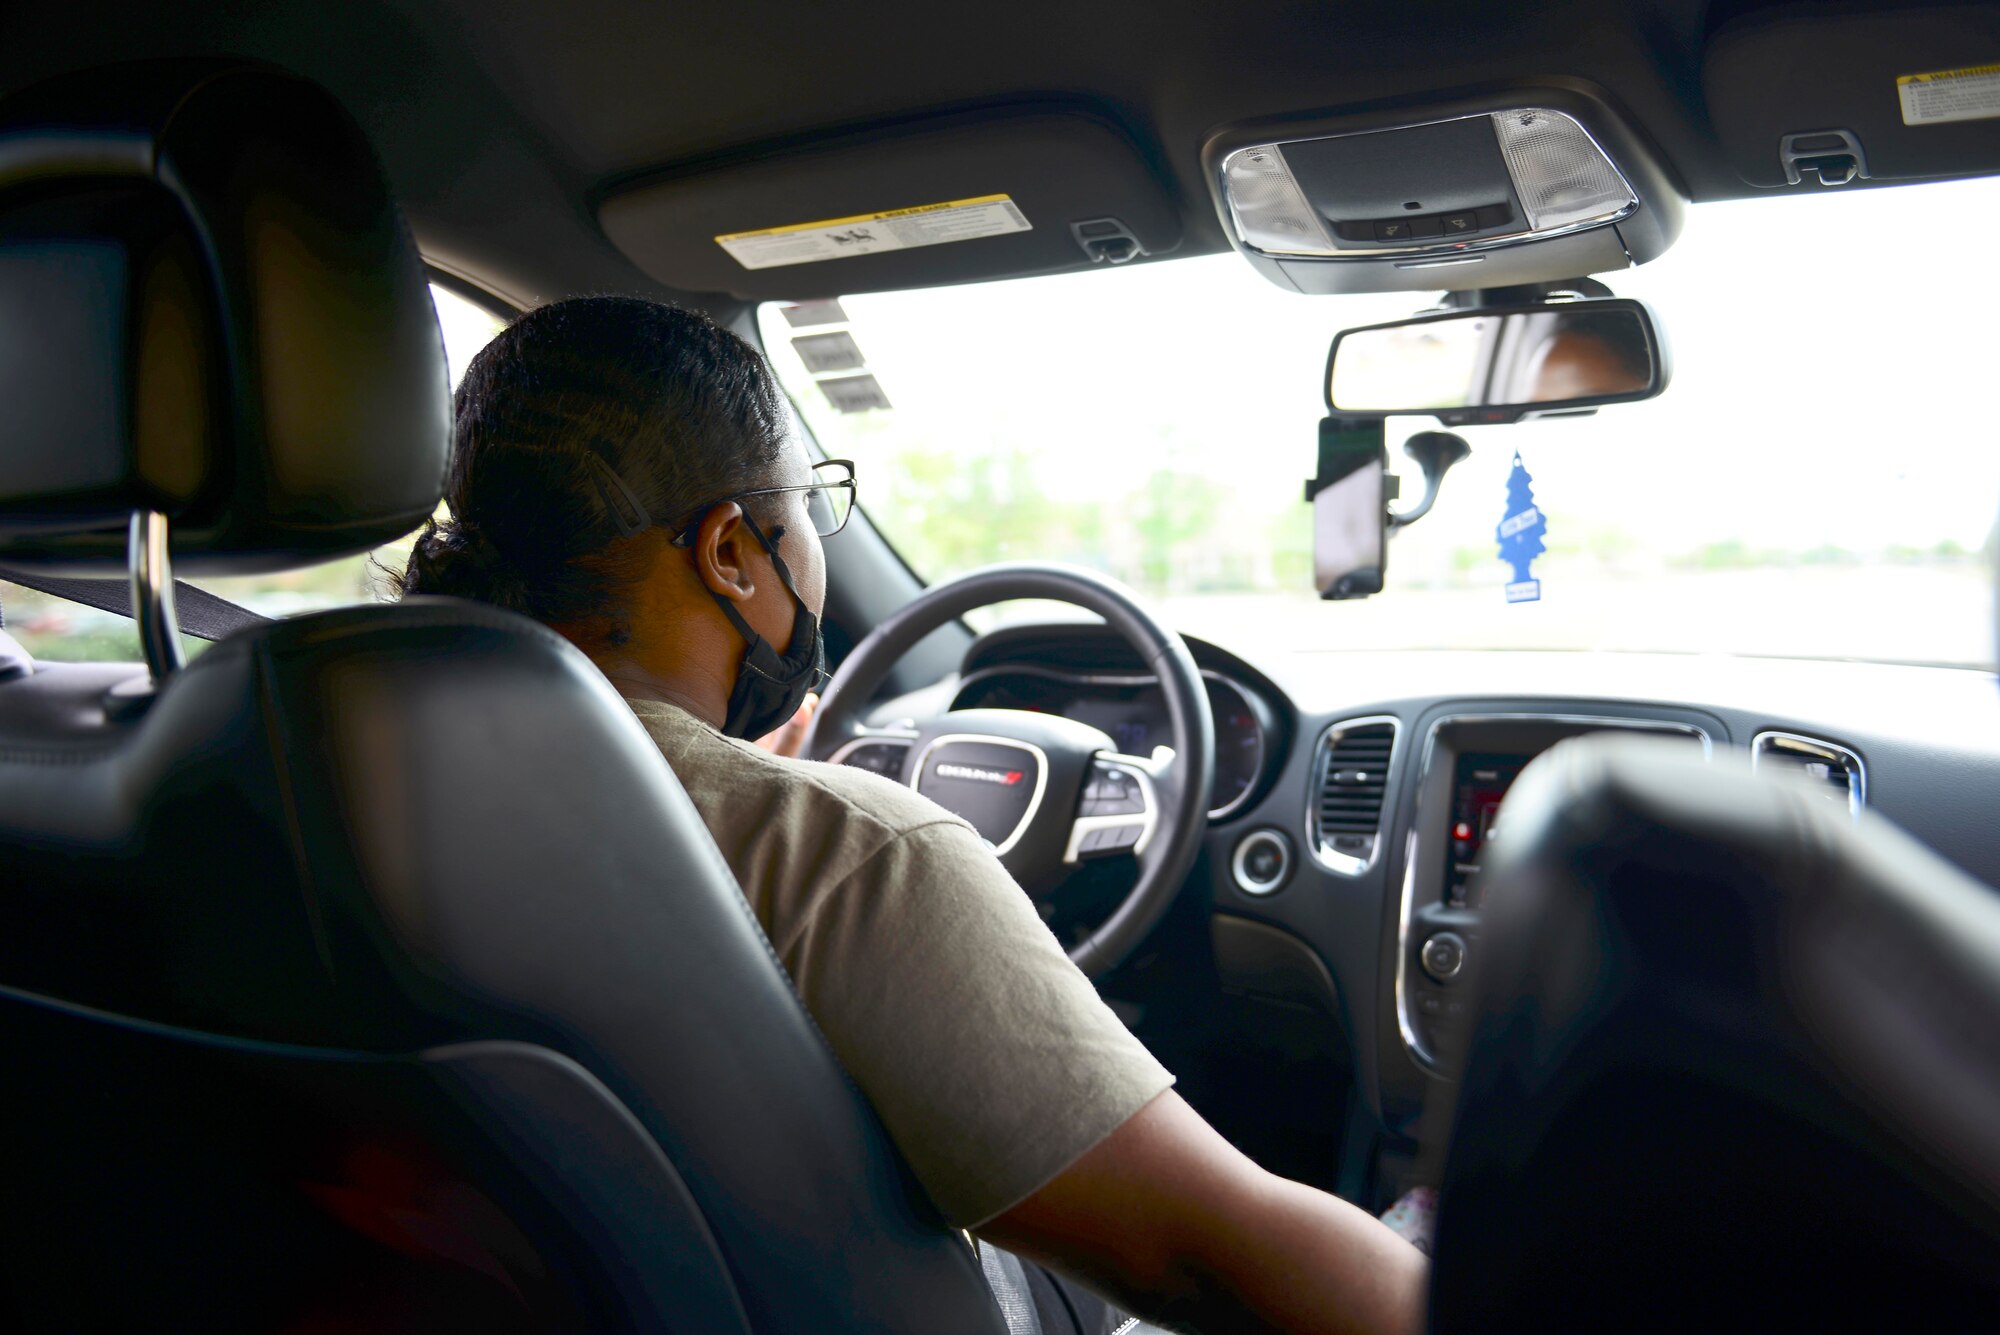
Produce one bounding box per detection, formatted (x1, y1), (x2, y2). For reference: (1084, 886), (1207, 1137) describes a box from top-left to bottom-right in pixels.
(1442, 753), (1529, 908)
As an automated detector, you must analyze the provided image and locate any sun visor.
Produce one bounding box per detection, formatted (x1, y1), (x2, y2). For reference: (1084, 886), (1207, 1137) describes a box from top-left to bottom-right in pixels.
(598, 109), (1183, 300)
(1201, 85), (1684, 294)
(1706, 6), (2000, 189)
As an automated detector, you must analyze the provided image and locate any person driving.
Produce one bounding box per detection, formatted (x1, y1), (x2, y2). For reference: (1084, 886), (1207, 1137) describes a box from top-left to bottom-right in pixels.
(400, 295), (1427, 1335)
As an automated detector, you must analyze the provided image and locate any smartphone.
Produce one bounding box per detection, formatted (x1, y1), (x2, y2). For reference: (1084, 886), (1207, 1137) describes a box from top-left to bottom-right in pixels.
(1310, 422), (1387, 599)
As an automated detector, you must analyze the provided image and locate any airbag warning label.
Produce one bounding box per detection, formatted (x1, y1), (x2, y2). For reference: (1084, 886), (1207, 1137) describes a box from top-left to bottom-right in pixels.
(715, 194), (1031, 270)
(1897, 63), (2000, 126)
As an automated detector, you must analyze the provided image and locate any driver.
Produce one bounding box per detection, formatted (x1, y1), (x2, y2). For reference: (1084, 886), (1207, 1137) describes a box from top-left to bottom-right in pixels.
(400, 295), (1427, 1335)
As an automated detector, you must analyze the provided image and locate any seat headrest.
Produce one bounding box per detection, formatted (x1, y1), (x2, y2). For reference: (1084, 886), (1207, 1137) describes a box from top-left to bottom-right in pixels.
(0, 60), (449, 574)
(1433, 735), (2000, 1324)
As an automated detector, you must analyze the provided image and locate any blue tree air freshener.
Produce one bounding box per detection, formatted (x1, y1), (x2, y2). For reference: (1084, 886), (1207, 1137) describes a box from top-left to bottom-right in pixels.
(1497, 451), (1546, 603)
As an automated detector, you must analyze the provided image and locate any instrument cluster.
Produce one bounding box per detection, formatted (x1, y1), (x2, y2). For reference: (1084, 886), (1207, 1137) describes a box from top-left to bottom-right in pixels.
(951, 667), (1273, 818)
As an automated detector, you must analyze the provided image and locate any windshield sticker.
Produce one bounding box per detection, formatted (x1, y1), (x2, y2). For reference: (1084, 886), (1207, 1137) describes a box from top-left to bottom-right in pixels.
(818, 373), (892, 414)
(778, 299), (849, 328)
(791, 331), (868, 374)
(715, 194), (1032, 270)
(1497, 451), (1546, 603)
(1897, 63), (2000, 126)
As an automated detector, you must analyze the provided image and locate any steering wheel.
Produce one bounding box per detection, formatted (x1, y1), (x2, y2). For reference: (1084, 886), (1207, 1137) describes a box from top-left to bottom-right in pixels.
(806, 564), (1215, 979)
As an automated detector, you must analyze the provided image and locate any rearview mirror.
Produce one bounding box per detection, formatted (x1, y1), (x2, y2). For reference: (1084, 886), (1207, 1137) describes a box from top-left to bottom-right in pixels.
(1326, 298), (1667, 424)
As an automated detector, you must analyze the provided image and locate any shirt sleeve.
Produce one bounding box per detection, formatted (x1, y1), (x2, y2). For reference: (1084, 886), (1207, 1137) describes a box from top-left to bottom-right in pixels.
(773, 819), (1176, 1229)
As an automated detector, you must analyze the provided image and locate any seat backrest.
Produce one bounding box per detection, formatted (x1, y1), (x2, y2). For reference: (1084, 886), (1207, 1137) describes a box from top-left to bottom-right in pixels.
(2, 985), (747, 1331)
(1431, 735), (2000, 1329)
(0, 60), (1003, 1332)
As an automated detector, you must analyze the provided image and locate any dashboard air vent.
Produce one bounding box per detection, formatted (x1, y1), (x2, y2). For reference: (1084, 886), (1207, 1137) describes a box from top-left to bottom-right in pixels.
(1313, 717), (1399, 874)
(1751, 731), (1865, 818)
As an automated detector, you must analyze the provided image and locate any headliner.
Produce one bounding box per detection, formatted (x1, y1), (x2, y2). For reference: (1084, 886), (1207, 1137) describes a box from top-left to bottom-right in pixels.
(0, 0), (1951, 312)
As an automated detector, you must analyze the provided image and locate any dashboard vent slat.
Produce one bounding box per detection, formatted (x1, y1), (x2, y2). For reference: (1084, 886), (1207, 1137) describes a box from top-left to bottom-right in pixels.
(1312, 717), (1400, 873)
(1751, 731), (1865, 818)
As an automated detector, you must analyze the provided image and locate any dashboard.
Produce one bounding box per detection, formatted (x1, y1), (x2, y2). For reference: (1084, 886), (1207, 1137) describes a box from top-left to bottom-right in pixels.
(851, 624), (2000, 1151)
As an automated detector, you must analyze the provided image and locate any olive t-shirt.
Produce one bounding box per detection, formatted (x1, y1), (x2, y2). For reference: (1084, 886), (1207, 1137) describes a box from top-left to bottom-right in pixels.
(625, 697), (1175, 1229)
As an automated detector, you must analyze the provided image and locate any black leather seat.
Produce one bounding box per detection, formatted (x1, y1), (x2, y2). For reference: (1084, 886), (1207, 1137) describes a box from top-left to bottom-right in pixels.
(1431, 735), (2000, 1329)
(0, 61), (1002, 1332)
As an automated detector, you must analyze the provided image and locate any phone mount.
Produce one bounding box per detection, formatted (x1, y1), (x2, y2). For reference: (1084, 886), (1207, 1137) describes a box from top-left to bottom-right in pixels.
(1388, 430), (1472, 530)
(1302, 423), (1473, 531)
(1304, 420), (1473, 601)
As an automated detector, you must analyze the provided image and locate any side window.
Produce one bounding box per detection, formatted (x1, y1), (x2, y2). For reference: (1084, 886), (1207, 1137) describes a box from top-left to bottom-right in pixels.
(0, 282), (506, 662)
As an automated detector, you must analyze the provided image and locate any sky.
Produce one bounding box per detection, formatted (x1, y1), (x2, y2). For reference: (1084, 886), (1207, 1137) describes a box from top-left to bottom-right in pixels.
(434, 286), (506, 387)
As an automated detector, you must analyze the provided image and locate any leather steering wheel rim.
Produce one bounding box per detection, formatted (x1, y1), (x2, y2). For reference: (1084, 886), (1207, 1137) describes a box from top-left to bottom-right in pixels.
(808, 563), (1215, 978)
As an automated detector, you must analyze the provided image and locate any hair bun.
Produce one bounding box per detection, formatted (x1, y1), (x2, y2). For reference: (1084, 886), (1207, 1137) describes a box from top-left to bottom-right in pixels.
(400, 515), (535, 613)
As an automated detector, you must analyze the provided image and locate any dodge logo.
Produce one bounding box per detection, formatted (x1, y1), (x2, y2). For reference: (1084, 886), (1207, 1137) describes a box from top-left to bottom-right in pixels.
(936, 762), (1025, 786)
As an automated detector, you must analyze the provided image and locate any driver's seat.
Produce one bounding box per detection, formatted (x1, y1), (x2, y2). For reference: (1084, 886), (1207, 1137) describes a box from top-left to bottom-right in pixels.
(0, 61), (1002, 1332)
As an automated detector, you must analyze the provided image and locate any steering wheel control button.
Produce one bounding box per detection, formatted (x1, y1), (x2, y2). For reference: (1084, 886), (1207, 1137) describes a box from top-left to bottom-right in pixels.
(1078, 821), (1144, 857)
(1421, 932), (1467, 983)
(1231, 830), (1293, 896)
(1081, 764), (1147, 817)
(835, 740), (911, 778)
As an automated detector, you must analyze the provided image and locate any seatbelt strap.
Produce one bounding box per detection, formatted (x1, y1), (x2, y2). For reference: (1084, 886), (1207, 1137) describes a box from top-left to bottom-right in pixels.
(978, 1240), (1045, 1335)
(0, 569), (270, 643)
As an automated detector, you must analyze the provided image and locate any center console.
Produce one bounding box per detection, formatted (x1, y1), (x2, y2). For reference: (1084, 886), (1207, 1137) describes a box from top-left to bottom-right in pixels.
(1397, 714), (1710, 1074)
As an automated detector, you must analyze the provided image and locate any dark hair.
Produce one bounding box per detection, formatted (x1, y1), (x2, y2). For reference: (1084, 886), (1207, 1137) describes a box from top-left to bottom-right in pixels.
(400, 296), (791, 634)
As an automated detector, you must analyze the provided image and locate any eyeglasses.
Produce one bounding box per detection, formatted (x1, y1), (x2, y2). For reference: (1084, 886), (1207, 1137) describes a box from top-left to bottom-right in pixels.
(670, 458), (856, 547)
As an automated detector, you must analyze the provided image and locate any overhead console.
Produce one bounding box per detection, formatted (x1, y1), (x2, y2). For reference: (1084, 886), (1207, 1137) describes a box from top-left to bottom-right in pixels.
(1201, 85), (1685, 293)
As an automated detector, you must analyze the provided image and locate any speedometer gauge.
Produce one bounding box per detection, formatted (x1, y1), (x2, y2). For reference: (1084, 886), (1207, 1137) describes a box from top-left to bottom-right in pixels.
(1205, 676), (1269, 818)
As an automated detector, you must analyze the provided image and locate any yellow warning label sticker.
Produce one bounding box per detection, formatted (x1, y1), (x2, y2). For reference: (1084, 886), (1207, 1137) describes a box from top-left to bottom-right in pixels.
(715, 194), (1032, 270)
(1897, 62), (2000, 126)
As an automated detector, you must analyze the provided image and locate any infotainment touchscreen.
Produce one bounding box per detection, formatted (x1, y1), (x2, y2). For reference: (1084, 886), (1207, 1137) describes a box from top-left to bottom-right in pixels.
(1443, 753), (1529, 908)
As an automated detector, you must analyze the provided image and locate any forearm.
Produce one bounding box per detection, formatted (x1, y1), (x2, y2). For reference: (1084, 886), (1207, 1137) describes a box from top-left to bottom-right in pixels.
(998, 1172), (1423, 1335)
(1148, 1171), (1427, 1335)
(980, 1093), (1427, 1335)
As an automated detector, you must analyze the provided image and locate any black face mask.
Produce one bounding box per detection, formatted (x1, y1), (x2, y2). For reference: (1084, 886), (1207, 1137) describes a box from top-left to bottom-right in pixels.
(712, 514), (828, 740)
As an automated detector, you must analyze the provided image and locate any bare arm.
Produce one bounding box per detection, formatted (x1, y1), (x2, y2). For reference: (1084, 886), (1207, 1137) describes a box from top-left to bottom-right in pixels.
(976, 1091), (1427, 1335)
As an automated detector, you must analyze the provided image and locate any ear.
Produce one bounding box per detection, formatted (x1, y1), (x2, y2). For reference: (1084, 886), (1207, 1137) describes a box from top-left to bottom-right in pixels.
(690, 501), (760, 604)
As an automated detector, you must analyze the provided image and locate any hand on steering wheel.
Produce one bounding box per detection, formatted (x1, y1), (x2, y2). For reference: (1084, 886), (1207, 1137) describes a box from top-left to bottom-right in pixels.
(804, 564), (1215, 978)
(753, 692), (819, 758)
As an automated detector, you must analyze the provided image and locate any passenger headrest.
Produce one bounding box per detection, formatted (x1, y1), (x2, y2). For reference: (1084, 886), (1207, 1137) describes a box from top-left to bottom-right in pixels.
(1434, 734), (2000, 1324)
(0, 60), (449, 574)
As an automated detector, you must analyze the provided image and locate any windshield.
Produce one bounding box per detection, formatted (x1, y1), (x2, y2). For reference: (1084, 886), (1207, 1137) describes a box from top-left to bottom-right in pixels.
(761, 177), (2000, 668)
